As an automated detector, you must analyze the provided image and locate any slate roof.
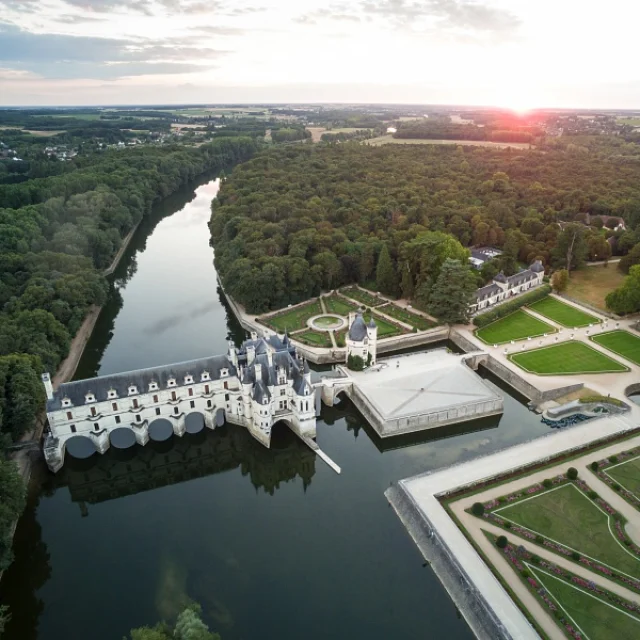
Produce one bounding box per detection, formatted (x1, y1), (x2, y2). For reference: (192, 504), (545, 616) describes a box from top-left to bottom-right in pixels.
(494, 272), (507, 284)
(252, 381), (271, 404)
(506, 269), (536, 287)
(48, 354), (236, 412)
(367, 317), (377, 329)
(475, 283), (502, 302)
(348, 314), (368, 341)
(530, 260), (545, 273)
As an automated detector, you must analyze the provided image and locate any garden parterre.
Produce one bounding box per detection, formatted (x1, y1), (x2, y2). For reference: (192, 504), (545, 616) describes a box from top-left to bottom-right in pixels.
(509, 341), (629, 375)
(475, 309), (555, 345)
(529, 297), (601, 328)
(591, 330), (640, 367)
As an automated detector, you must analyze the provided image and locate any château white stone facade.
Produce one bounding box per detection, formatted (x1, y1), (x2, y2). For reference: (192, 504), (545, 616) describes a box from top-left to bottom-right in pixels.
(42, 332), (317, 472)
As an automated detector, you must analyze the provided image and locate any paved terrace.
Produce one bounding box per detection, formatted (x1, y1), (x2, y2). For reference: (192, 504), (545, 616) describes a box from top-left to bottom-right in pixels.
(386, 413), (637, 640)
(456, 294), (640, 419)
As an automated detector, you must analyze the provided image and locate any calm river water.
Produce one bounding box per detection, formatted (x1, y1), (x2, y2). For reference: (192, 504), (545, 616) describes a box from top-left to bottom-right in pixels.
(1, 175), (553, 640)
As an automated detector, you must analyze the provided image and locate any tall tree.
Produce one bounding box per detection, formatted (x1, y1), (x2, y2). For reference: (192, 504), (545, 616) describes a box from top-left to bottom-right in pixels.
(550, 269), (569, 293)
(606, 265), (640, 314)
(376, 244), (398, 296)
(552, 223), (587, 272)
(428, 259), (477, 325)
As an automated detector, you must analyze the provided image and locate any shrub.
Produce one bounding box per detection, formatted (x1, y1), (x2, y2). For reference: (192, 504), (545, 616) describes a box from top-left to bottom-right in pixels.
(580, 396), (624, 407)
(531, 555), (540, 564)
(521, 569), (530, 578)
(504, 521), (512, 529)
(535, 535), (544, 544)
(588, 491), (598, 500)
(566, 467), (578, 480)
(496, 535), (508, 549)
(471, 502), (485, 516)
(498, 496), (507, 504)
(543, 478), (553, 488)
(613, 483), (621, 491)
(609, 455), (619, 464)
(591, 461), (599, 472)
(347, 354), (365, 371)
(473, 284), (552, 327)
(571, 551), (581, 561)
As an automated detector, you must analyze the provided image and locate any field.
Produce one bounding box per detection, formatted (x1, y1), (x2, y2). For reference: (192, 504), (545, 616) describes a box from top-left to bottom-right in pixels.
(306, 127), (327, 142)
(564, 265), (624, 311)
(323, 294), (359, 316)
(510, 341), (628, 374)
(365, 135), (531, 149)
(591, 330), (640, 366)
(496, 483), (640, 577)
(377, 304), (436, 331)
(263, 300), (322, 333)
(475, 310), (555, 345)
(295, 330), (332, 348)
(529, 296), (600, 328)
(606, 457), (640, 501)
(529, 566), (640, 638)
(617, 117), (640, 126)
(339, 286), (385, 308)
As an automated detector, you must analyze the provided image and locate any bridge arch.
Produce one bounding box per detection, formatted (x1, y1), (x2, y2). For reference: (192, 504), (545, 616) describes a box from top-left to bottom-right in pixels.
(65, 435), (97, 460)
(148, 418), (174, 442)
(215, 408), (225, 427)
(185, 411), (205, 434)
(109, 427), (137, 449)
(625, 383), (640, 404)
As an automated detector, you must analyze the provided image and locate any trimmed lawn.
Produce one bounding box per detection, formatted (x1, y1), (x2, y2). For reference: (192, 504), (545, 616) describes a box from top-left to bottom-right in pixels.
(340, 286), (385, 307)
(591, 330), (640, 367)
(606, 457), (640, 501)
(510, 341), (628, 375)
(529, 296), (600, 328)
(295, 330), (332, 348)
(496, 484), (640, 577)
(366, 312), (404, 338)
(324, 294), (358, 316)
(264, 300), (322, 332)
(475, 310), (555, 345)
(530, 566), (640, 639)
(378, 304), (437, 331)
(314, 315), (342, 328)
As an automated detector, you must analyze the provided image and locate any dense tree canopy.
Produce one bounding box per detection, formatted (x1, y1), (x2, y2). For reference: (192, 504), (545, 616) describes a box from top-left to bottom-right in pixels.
(211, 140), (640, 313)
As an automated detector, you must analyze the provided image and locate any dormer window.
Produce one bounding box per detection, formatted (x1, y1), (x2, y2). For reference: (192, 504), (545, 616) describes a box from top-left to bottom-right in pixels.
(201, 371), (211, 381)
(85, 393), (95, 403)
(107, 389), (117, 399)
(220, 368), (229, 378)
(184, 375), (194, 385)
(149, 381), (158, 392)
(62, 398), (72, 408)
(128, 385), (138, 396)
(167, 378), (176, 387)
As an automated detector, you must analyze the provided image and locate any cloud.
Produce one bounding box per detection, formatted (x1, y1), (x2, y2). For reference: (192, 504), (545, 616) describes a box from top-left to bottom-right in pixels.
(0, 24), (225, 79)
(297, 0), (519, 34)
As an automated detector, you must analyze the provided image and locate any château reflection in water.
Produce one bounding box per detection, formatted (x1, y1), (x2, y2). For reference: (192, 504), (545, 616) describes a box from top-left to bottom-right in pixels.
(59, 422), (317, 512)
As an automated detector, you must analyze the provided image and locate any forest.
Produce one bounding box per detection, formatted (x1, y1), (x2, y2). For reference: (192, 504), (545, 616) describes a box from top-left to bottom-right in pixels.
(0, 137), (257, 576)
(393, 118), (538, 142)
(210, 138), (640, 314)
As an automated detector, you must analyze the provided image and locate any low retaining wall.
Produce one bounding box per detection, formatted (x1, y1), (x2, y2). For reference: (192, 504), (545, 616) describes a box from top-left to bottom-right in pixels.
(386, 484), (514, 640)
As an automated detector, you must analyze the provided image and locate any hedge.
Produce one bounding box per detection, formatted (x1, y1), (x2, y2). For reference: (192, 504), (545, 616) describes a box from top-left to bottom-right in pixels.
(579, 395), (625, 407)
(473, 284), (552, 327)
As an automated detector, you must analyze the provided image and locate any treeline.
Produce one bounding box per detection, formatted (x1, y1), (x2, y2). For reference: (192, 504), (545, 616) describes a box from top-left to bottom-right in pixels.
(270, 126), (310, 143)
(210, 141), (640, 313)
(0, 137), (257, 442)
(393, 120), (534, 142)
(320, 129), (376, 143)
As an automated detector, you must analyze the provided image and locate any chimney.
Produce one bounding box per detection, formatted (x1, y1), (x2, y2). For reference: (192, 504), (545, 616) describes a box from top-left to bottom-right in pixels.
(254, 362), (262, 384)
(267, 350), (273, 367)
(228, 340), (238, 368)
(246, 344), (256, 364)
(42, 372), (53, 401)
(250, 330), (258, 341)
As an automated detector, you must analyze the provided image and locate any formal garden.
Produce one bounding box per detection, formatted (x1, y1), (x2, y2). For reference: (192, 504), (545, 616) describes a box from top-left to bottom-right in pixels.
(591, 448), (640, 512)
(475, 309), (556, 345)
(591, 330), (640, 367)
(261, 299), (323, 333)
(488, 533), (640, 639)
(509, 341), (629, 375)
(528, 297), (601, 328)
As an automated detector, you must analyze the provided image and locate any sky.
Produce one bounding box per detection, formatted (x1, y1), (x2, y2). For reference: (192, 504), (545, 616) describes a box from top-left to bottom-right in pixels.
(0, 0), (638, 109)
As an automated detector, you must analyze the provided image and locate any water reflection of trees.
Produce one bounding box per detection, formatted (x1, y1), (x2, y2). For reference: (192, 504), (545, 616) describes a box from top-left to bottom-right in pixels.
(58, 424), (316, 512)
(0, 488), (52, 640)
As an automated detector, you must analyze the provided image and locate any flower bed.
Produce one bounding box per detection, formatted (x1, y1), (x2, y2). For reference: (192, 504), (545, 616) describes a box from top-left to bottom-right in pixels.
(491, 534), (640, 639)
(469, 476), (640, 592)
(590, 447), (640, 512)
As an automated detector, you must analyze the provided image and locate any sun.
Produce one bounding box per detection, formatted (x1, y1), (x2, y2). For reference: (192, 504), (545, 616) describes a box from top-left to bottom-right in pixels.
(494, 88), (538, 115)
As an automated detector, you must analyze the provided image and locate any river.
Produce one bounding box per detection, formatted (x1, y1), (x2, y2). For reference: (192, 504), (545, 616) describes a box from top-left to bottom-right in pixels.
(0, 174), (554, 640)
